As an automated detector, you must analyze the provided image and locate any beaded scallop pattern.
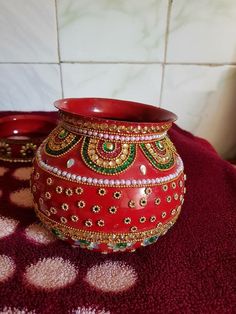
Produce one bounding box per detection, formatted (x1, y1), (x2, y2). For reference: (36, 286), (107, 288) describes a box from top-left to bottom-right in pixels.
(81, 137), (136, 175)
(45, 126), (81, 156)
(139, 137), (175, 170)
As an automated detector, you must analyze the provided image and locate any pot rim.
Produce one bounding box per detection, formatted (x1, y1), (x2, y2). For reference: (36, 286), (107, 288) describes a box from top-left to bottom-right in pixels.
(0, 114), (57, 142)
(54, 98), (177, 125)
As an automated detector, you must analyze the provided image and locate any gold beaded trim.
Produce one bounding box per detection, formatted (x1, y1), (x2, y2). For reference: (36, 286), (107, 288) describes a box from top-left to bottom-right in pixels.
(36, 152), (185, 188)
(0, 156), (33, 163)
(35, 205), (181, 244)
(59, 111), (172, 134)
(128, 200), (136, 208)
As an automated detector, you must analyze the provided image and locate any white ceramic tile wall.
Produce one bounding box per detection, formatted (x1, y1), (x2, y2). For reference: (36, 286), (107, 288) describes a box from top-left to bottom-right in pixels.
(167, 0), (236, 63)
(0, 0), (58, 62)
(57, 0), (168, 62)
(162, 65), (232, 132)
(0, 64), (61, 111)
(0, 0), (236, 157)
(62, 63), (162, 104)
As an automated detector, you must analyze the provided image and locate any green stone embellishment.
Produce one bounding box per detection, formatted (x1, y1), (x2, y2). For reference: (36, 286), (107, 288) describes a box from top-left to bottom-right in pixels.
(51, 228), (67, 240)
(82, 137), (136, 175)
(103, 142), (114, 152)
(108, 242), (133, 252)
(73, 239), (99, 250)
(116, 243), (128, 249)
(142, 235), (159, 246)
(58, 129), (68, 139)
(156, 140), (164, 150)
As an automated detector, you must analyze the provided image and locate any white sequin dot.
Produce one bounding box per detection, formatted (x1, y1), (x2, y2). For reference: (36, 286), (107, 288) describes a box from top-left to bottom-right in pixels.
(0, 255), (16, 282)
(72, 307), (110, 314)
(0, 216), (18, 239)
(10, 188), (34, 208)
(25, 223), (56, 245)
(0, 307), (35, 314)
(24, 257), (78, 290)
(85, 261), (137, 292)
(12, 167), (33, 181)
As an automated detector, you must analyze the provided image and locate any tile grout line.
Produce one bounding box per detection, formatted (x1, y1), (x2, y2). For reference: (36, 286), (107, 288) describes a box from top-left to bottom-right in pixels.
(61, 61), (163, 65)
(54, 0), (64, 99)
(159, 0), (173, 107)
(0, 61), (236, 66)
(0, 62), (60, 65)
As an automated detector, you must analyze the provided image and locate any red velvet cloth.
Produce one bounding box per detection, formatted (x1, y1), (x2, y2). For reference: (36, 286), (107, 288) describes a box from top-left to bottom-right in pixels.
(0, 114), (235, 313)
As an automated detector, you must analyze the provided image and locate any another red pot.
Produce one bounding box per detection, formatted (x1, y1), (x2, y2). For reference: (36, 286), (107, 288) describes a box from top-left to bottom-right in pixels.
(31, 98), (186, 253)
(0, 114), (57, 163)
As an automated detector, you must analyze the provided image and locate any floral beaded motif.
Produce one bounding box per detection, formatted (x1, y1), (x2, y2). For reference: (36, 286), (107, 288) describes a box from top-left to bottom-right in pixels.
(61, 203), (69, 211)
(128, 200), (136, 208)
(140, 198), (147, 207)
(45, 126), (81, 156)
(71, 215), (79, 222)
(139, 138), (175, 171)
(77, 201), (86, 208)
(92, 205), (100, 213)
(56, 186), (63, 194)
(75, 187), (83, 195)
(113, 191), (122, 199)
(85, 219), (93, 227)
(81, 137), (136, 175)
(97, 220), (105, 227)
(0, 141), (12, 158)
(46, 178), (53, 185)
(20, 143), (37, 157)
(109, 206), (117, 214)
(124, 217), (131, 224)
(98, 188), (106, 196)
(50, 207), (57, 214)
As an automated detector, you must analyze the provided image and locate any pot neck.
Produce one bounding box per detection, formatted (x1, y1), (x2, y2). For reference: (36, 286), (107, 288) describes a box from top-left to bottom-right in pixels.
(59, 110), (172, 142)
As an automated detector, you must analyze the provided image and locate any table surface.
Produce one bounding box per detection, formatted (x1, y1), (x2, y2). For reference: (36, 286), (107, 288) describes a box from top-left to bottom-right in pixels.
(0, 116), (235, 314)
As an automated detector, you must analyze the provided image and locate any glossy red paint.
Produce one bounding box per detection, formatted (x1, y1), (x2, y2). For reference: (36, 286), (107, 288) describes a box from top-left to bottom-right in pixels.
(54, 98), (177, 123)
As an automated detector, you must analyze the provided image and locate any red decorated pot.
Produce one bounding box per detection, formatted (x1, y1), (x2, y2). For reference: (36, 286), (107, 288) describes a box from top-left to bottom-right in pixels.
(0, 114), (57, 163)
(31, 98), (186, 253)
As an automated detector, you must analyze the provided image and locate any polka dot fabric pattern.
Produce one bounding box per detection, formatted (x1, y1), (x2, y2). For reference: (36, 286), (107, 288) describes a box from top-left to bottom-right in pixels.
(0, 115), (235, 313)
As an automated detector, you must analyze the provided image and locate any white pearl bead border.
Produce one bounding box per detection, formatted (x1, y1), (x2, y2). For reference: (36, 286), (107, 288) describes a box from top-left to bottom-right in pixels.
(62, 123), (167, 142)
(36, 146), (184, 187)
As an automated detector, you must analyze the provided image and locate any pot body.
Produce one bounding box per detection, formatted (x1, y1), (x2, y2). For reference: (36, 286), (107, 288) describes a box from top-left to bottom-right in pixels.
(31, 98), (186, 253)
